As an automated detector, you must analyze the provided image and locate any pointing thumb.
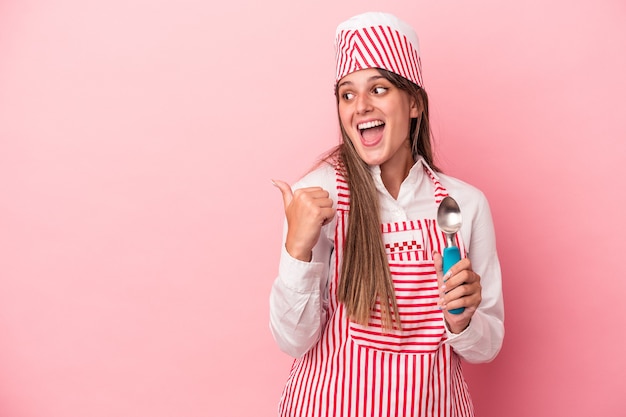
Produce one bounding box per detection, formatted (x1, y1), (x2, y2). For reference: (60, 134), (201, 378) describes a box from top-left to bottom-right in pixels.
(271, 179), (293, 210)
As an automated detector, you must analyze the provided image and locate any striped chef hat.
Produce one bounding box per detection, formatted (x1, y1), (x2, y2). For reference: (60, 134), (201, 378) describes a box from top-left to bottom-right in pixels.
(335, 12), (423, 87)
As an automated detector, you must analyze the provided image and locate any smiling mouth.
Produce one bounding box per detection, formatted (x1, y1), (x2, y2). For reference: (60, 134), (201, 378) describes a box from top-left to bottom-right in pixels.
(358, 120), (385, 145)
(358, 120), (385, 132)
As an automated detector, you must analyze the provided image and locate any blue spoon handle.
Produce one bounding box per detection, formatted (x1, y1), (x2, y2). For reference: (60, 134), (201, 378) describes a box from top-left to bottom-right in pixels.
(442, 246), (465, 314)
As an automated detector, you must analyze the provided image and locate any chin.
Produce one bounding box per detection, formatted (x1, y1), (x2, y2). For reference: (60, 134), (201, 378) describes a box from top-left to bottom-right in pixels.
(359, 155), (387, 167)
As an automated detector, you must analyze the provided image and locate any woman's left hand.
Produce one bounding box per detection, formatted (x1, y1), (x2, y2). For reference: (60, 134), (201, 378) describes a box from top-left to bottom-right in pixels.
(433, 251), (482, 334)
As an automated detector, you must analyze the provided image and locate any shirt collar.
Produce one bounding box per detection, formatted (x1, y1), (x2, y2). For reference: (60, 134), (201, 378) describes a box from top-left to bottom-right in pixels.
(367, 157), (432, 196)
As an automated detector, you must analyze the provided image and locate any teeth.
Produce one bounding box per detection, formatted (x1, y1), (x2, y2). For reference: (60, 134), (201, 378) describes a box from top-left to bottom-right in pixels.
(358, 120), (384, 130)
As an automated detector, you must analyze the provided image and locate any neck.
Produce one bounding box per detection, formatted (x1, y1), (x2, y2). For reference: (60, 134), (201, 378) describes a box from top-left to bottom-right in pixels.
(380, 152), (414, 199)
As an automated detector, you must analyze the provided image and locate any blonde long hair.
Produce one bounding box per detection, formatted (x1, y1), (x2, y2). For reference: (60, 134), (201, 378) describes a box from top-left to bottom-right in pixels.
(329, 69), (439, 330)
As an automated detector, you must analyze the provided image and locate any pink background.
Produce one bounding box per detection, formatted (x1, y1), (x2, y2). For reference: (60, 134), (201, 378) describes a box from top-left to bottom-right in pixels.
(1, 0), (625, 416)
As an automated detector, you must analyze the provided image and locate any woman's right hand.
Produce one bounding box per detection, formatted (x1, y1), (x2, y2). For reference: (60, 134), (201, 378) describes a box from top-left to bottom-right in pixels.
(272, 179), (335, 262)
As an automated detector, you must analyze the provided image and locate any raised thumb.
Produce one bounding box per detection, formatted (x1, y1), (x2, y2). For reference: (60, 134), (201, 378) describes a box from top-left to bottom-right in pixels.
(271, 179), (293, 209)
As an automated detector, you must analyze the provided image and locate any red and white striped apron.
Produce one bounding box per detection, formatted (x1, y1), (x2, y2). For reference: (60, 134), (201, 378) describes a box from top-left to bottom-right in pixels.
(278, 165), (473, 417)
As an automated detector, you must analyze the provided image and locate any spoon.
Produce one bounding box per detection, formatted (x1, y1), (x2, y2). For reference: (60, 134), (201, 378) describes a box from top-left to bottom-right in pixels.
(436, 196), (465, 314)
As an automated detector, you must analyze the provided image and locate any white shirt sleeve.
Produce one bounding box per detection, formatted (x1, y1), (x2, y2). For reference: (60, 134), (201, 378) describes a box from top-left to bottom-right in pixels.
(442, 186), (505, 363)
(269, 164), (336, 358)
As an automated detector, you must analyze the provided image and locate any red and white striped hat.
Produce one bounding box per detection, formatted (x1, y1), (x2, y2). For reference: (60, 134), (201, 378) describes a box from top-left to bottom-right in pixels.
(335, 12), (423, 87)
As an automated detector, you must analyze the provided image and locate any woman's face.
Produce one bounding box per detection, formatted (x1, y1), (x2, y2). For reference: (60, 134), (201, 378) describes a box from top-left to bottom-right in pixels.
(337, 68), (419, 169)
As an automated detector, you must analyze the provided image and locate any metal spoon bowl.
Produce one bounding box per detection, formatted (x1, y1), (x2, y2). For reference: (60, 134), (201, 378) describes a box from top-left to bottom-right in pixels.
(437, 196), (462, 247)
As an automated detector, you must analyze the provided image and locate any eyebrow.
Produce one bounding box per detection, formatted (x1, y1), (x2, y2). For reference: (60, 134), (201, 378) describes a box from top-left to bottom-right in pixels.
(337, 75), (386, 89)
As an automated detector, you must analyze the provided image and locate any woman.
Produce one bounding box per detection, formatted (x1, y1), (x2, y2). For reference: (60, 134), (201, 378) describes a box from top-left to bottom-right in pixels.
(270, 11), (504, 417)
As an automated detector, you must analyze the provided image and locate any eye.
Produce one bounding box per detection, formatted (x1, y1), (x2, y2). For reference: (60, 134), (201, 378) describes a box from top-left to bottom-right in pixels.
(342, 92), (355, 100)
(373, 86), (388, 95)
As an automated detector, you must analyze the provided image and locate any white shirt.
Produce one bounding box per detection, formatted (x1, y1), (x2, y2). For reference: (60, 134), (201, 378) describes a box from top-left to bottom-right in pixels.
(270, 158), (504, 363)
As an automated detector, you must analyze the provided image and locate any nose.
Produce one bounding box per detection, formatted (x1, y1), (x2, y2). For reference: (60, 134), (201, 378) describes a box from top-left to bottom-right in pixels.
(355, 94), (373, 114)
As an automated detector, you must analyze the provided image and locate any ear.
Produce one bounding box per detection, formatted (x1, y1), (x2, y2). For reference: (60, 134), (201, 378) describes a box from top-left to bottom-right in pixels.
(409, 95), (422, 118)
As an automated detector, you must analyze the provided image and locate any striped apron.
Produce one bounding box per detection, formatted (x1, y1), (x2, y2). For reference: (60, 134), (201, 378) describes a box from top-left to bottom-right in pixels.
(278, 165), (473, 417)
